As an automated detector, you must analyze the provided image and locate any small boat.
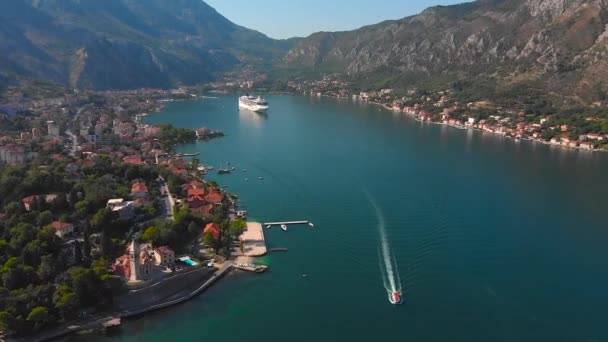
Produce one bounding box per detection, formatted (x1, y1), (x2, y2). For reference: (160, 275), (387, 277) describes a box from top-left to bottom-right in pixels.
(258, 176), (264, 180)
(218, 168), (230, 174)
(231, 167), (236, 170)
(206, 166), (215, 170)
(302, 274), (308, 278)
(388, 291), (403, 305)
(281, 224), (287, 232)
(266, 224), (271, 229)
(308, 222), (314, 227)
(271, 247), (288, 252)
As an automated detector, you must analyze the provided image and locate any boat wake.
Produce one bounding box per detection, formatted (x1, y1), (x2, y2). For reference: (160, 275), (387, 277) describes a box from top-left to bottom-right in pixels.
(366, 191), (403, 304)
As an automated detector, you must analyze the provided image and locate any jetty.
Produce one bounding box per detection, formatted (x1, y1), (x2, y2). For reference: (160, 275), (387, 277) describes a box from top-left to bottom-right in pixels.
(241, 222), (267, 256)
(263, 220), (310, 226)
(234, 263), (268, 273)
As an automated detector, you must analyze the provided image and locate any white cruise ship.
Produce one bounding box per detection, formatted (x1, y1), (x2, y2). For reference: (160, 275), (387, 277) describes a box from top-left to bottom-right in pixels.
(238, 95), (269, 113)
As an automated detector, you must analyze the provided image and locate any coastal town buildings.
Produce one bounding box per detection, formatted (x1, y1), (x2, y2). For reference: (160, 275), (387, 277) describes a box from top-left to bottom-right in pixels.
(204, 223), (221, 240)
(21, 194), (58, 211)
(106, 198), (135, 220)
(112, 241), (175, 282)
(153, 246), (175, 266)
(47, 120), (60, 137)
(131, 180), (149, 199)
(49, 221), (75, 239)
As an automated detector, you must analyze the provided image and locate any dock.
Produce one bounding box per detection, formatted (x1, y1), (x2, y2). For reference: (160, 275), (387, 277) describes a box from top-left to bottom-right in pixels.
(234, 263), (268, 273)
(241, 222), (267, 256)
(263, 220), (310, 226)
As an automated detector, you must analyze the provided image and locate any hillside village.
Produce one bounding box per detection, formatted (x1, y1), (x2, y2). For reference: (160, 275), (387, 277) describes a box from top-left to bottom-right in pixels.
(0, 86), (241, 337)
(280, 76), (608, 151)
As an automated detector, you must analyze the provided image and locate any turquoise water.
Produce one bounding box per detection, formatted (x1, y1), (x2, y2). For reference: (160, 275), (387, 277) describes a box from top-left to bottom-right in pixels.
(86, 95), (607, 341)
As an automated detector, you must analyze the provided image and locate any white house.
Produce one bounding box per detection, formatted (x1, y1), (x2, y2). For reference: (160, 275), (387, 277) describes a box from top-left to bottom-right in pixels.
(106, 198), (135, 220)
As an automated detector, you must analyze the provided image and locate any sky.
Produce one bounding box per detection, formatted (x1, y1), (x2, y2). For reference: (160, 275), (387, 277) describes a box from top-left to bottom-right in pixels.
(205, 0), (467, 39)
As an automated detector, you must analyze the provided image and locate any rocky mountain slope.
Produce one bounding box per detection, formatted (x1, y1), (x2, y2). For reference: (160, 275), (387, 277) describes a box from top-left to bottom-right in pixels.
(282, 0), (608, 102)
(0, 0), (294, 89)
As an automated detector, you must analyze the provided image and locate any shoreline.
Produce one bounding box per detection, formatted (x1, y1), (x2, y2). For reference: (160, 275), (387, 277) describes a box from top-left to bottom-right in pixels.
(26, 264), (234, 342)
(163, 91), (607, 154)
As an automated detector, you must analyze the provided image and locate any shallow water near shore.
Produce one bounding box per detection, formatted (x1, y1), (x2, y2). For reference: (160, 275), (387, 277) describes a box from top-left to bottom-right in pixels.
(81, 94), (608, 342)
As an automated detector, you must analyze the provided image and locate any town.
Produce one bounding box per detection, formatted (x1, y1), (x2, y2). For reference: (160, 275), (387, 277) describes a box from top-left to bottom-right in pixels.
(279, 75), (608, 151)
(0, 83), (248, 339)
(1, 72), (608, 339)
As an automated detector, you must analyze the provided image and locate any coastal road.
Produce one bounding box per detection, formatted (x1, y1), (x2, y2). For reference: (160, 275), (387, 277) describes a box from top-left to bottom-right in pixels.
(158, 176), (175, 221)
(31, 263), (233, 342)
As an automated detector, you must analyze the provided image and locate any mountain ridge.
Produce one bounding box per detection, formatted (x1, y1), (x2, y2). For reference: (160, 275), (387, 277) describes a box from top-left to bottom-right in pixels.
(0, 0), (295, 89)
(280, 0), (608, 103)
(2, 0), (608, 104)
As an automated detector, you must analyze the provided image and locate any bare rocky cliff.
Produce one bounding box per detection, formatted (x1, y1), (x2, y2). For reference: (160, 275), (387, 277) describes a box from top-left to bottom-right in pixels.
(282, 0), (608, 101)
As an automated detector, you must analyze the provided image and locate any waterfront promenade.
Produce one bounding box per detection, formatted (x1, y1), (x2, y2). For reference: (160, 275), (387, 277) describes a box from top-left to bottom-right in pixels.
(28, 263), (233, 342)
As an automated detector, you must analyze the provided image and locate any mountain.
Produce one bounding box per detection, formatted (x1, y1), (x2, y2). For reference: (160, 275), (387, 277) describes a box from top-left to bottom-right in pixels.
(0, 0), (294, 89)
(281, 0), (608, 103)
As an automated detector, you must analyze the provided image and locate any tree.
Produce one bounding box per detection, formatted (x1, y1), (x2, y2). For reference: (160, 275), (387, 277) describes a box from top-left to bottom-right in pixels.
(53, 290), (79, 320)
(141, 226), (159, 243)
(37, 255), (56, 282)
(0, 310), (10, 333)
(27, 306), (51, 331)
(91, 208), (114, 232)
(36, 211), (53, 227)
(203, 232), (215, 246)
(187, 221), (199, 236)
(230, 220), (246, 237)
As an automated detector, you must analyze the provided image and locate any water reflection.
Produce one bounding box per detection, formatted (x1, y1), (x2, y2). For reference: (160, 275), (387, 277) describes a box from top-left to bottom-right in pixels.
(238, 108), (267, 128)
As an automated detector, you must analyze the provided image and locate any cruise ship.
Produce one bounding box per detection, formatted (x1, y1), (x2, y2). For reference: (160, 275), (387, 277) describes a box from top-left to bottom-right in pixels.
(239, 95), (269, 113)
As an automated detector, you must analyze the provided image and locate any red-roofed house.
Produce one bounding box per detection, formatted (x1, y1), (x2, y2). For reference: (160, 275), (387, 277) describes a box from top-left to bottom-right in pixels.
(204, 189), (224, 205)
(22, 194), (58, 211)
(131, 181), (149, 199)
(182, 180), (205, 190)
(49, 221), (74, 239)
(188, 188), (206, 208)
(192, 204), (214, 218)
(123, 156), (145, 165)
(204, 223), (221, 240)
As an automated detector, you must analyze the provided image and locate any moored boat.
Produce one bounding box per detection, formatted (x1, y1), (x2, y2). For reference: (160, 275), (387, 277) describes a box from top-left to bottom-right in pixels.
(239, 95), (269, 113)
(281, 224), (287, 231)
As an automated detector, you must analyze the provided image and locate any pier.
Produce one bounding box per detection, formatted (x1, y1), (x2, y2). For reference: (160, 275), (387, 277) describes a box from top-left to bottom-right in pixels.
(263, 220), (310, 226)
(234, 263), (268, 273)
(241, 222), (267, 256)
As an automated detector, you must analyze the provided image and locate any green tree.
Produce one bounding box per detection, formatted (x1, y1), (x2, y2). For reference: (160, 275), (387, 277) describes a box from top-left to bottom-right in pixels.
(36, 210), (54, 227)
(230, 220), (246, 237)
(141, 226), (159, 243)
(53, 285), (80, 320)
(27, 306), (51, 331)
(203, 232), (215, 246)
(37, 255), (56, 282)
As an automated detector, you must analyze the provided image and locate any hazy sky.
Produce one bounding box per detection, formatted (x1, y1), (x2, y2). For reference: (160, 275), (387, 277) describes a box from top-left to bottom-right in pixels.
(205, 0), (467, 39)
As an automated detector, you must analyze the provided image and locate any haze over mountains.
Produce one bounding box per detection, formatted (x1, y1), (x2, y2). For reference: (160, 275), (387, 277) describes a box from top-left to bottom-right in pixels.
(2, 0), (608, 102)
